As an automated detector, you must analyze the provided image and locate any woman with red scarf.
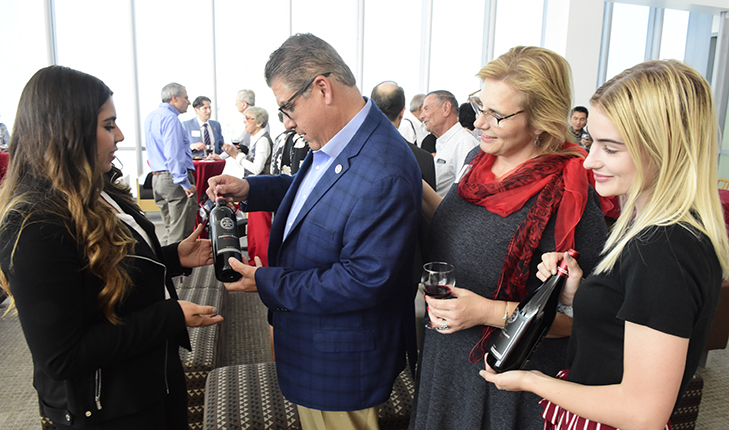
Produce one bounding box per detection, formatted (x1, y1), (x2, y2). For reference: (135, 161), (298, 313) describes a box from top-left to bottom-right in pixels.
(409, 46), (608, 430)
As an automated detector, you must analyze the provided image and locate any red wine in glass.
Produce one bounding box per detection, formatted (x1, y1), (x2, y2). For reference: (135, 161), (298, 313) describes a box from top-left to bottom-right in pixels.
(423, 283), (452, 299)
(421, 262), (456, 298)
(421, 262), (455, 330)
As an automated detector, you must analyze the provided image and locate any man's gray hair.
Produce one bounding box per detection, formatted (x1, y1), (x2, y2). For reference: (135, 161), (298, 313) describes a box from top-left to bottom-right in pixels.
(245, 106), (269, 128)
(161, 83), (185, 103)
(264, 33), (356, 93)
(410, 94), (425, 112)
(426, 90), (458, 116)
(237, 89), (255, 106)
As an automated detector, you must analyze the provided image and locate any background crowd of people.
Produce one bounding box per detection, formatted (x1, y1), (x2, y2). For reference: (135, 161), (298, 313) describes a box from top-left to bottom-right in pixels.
(0, 31), (726, 430)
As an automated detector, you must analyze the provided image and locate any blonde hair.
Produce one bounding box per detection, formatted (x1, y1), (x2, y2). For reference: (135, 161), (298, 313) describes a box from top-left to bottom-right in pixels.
(591, 60), (729, 278)
(477, 46), (580, 157)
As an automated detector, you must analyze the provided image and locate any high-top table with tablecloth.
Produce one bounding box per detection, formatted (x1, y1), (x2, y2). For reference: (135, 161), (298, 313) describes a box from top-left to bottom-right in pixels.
(193, 159), (225, 238)
(0, 152), (8, 181)
(193, 159), (225, 200)
(720, 189), (729, 234)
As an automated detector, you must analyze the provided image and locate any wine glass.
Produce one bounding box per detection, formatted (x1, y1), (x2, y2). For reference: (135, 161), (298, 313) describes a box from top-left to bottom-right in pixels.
(421, 262), (455, 330)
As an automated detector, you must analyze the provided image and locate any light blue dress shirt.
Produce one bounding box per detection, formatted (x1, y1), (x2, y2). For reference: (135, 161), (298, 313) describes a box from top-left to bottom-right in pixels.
(282, 98), (373, 240)
(144, 103), (194, 189)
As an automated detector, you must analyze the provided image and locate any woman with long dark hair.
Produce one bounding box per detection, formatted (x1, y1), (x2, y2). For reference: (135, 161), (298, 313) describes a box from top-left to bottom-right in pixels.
(0, 65), (223, 429)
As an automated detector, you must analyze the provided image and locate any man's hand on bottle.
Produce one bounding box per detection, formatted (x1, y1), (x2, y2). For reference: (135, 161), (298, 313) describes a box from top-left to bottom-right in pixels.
(206, 174), (249, 202)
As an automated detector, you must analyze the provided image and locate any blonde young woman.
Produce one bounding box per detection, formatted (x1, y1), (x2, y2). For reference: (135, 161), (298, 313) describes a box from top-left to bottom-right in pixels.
(0, 66), (223, 429)
(482, 60), (729, 430)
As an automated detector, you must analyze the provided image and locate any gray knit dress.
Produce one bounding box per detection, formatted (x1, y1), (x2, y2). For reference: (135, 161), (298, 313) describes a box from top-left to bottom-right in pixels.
(409, 153), (608, 430)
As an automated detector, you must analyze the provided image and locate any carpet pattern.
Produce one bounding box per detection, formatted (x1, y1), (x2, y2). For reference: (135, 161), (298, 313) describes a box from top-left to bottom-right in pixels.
(4, 294), (728, 429)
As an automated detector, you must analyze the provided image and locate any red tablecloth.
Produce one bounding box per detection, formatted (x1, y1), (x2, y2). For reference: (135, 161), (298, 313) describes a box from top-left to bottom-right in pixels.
(0, 152), (8, 181)
(720, 189), (729, 236)
(193, 159), (225, 199)
(193, 159), (225, 238)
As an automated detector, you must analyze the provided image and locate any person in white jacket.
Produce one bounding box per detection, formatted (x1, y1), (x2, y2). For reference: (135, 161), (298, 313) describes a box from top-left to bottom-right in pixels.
(211, 107), (272, 178)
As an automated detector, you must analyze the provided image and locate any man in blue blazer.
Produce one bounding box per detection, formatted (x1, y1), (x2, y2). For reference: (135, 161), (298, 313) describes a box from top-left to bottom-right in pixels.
(182, 96), (225, 158)
(207, 33), (421, 429)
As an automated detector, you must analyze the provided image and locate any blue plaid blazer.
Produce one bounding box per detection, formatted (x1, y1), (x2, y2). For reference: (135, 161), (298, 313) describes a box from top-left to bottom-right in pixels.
(246, 103), (422, 411)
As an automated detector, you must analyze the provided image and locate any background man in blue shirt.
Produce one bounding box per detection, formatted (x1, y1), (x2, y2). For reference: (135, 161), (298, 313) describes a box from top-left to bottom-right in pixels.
(144, 82), (197, 245)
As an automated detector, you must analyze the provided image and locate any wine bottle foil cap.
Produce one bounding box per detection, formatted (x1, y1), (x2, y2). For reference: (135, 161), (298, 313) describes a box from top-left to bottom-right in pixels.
(557, 249), (580, 276)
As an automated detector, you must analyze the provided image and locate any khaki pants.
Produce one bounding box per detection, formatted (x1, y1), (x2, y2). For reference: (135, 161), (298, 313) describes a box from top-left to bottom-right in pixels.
(297, 405), (380, 430)
(152, 170), (197, 245)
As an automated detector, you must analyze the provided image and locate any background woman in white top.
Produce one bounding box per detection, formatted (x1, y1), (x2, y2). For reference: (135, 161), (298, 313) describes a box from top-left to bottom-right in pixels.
(215, 107), (272, 178)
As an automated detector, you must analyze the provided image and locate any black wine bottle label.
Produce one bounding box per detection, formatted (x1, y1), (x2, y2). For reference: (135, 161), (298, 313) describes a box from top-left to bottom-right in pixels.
(214, 218), (239, 255)
(211, 199), (242, 282)
(487, 249), (579, 373)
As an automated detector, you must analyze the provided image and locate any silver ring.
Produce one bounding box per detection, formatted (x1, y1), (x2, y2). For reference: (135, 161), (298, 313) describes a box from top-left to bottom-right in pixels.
(438, 319), (449, 330)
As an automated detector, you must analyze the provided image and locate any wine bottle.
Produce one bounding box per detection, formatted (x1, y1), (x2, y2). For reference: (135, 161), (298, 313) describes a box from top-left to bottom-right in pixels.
(210, 197), (243, 282)
(486, 249), (579, 373)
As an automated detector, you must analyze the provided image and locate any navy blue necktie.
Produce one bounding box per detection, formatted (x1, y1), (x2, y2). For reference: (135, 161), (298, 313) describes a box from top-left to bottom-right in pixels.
(203, 123), (211, 149)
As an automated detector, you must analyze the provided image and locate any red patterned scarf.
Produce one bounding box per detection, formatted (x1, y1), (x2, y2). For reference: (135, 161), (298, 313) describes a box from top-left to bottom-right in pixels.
(459, 143), (593, 363)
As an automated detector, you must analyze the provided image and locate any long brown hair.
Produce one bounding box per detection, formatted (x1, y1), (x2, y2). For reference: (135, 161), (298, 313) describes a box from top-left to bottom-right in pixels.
(0, 66), (137, 323)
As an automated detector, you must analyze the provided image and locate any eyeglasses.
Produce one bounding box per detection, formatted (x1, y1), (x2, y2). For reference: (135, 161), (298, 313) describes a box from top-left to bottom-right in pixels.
(468, 89), (524, 128)
(244, 116), (255, 121)
(278, 72), (332, 119)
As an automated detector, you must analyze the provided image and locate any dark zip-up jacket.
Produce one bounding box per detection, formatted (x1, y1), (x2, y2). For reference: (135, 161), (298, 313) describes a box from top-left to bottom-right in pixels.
(0, 196), (191, 427)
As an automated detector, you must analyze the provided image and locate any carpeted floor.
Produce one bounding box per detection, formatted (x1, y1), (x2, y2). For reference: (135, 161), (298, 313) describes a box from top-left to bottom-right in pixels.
(0, 299), (39, 429)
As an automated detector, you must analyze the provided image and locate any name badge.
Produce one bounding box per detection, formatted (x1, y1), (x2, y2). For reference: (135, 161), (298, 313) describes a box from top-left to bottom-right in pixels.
(191, 130), (201, 137)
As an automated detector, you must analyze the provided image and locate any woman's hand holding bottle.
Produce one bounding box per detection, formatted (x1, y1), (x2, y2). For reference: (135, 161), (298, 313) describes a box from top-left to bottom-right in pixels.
(537, 251), (583, 306)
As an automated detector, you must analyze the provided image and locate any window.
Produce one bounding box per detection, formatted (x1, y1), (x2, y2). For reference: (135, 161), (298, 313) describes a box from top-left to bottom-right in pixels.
(659, 9), (689, 61)
(215, 0), (291, 141)
(605, 3), (650, 82)
(362, 0), (422, 103)
(55, 0), (139, 178)
(429, 0), (485, 105)
(0, 1), (48, 136)
(493, 0), (544, 58)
